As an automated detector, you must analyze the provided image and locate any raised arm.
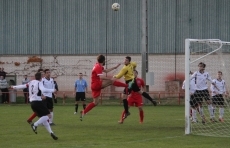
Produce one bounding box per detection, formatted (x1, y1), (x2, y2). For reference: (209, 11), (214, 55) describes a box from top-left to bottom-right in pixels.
(103, 64), (121, 73)
(39, 82), (55, 93)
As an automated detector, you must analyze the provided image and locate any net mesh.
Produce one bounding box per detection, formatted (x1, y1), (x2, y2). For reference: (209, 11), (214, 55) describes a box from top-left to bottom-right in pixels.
(188, 40), (230, 137)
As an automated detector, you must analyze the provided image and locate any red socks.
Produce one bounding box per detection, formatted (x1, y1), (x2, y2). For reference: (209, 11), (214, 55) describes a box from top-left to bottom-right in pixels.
(84, 102), (96, 114)
(113, 81), (128, 87)
(120, 110), (125, 122)
(27, 112), (37, 122)
(139, 110), (144, 123)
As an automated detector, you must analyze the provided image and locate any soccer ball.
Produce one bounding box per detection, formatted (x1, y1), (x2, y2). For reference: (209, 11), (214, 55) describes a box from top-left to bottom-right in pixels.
(112, 3), (120, 11)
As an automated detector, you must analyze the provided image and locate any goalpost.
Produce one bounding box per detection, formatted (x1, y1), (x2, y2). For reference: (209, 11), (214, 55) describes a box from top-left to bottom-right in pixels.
(185, 39), (230, 137)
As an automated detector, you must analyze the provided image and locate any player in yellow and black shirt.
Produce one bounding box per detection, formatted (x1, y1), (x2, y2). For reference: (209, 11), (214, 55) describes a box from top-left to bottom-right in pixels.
(114, 56), (157, 119)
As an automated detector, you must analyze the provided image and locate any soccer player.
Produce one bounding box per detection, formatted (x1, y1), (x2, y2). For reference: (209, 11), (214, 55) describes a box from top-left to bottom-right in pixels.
(27, 69), (45, 124)
(42, 69), (56, 125)
(12, 72), (58, 140)
(113, 56), (157, 119)
(210, 71), (228, 122)
(73, 72), (88, 114)
(80, 54), (128, 121)
(190, 62), (219, 124)
(182, 71), (198, 123)
(118, 70), (145, 124)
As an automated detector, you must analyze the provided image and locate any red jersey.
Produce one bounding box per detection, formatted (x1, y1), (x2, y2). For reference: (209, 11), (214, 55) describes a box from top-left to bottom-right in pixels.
(91, 63), (104, 84)
(130, 77), (145, 96)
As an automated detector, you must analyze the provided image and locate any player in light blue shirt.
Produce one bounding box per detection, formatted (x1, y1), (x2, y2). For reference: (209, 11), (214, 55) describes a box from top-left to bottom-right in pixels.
(73, 73), (88, 114)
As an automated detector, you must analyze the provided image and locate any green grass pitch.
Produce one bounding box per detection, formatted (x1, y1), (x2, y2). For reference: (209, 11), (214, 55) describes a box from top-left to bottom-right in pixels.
(0, 104), (230, 148)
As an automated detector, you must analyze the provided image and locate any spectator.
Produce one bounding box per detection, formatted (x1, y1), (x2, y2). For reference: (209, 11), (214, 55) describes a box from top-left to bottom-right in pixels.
(22, 74), (30, 103)
(0, 76), (9, 103)
(0, 68), (7, 79)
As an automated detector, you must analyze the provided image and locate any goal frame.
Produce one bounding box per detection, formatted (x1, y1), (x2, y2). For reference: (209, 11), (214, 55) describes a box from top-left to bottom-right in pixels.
(184, 39), (230, 135)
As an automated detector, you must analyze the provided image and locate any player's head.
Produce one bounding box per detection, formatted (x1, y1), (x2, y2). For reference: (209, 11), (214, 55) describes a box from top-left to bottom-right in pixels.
(35, 72), (42, 81)
(37, 68), (45, 77)
(44, 69), (51, 78)
(79, 73), (83, 79)
(97, 54), (105, 66)
(198, 62), (206, 71)
(23, 74), (28, 78)
(217, 71), (222, 79)
(124, 56), (131, 65)
(133, 70), (138, 77)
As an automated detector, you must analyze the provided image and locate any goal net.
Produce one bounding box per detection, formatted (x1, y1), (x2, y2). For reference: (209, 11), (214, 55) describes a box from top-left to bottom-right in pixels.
(185, 39), (230, 137)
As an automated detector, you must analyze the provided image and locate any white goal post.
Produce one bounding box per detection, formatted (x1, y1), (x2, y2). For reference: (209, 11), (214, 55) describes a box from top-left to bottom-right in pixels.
(185, 39), (230, 136)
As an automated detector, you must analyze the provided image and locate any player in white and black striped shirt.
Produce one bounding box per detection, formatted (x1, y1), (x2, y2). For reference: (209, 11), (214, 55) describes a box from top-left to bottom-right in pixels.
(12, 72), (58, 140)
(210, 71), (228, 122)
(190, 62), (219, 124)
(42, 69), (56, 125)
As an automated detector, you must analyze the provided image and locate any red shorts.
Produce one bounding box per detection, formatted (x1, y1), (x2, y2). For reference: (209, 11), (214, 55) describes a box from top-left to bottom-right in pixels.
(128, 94), (143, 107)
(91, 81), (102, 98)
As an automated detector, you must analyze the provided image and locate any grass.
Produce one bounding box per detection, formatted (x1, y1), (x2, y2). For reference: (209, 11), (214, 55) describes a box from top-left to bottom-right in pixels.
(0, 103), (230, 148)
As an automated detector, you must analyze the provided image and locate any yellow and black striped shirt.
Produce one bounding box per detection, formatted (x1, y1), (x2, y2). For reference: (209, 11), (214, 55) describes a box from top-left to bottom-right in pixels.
(114, 62), (137, 81)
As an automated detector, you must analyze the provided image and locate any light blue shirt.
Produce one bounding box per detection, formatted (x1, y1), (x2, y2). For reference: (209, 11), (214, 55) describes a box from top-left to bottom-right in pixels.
(74, 79), (87, 92)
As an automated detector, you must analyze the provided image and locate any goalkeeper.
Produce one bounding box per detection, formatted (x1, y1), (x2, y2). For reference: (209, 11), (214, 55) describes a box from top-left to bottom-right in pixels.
(113, 56), (157, 119)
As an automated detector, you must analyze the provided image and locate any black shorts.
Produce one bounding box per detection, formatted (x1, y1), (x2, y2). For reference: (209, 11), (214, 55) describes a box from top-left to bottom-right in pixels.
(212, 94), (225, 106)
(75, 92), (86, 101)
(190, 94), (198, 107)
(31, 101), (50, 117)
(43, 97), (53, 110)
(194, 89), (210, 103)
(123, 79), (141, 95)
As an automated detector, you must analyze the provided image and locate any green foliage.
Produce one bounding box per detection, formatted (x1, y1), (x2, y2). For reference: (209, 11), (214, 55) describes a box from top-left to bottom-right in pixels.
(0, 105), (229, 148)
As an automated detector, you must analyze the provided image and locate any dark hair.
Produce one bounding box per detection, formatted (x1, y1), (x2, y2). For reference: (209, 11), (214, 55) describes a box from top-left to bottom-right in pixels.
(218, 71), (222, 75)
(134, 70), (138, 74)
(37, 68), (43, 73)
(126, 56), (131, 62)
(79, 73), (83, 75)
(35, 72), (42, 80)
(44, 69), (50, 74)
(97, 55), (105, 63)
(198, 62), (206, 68)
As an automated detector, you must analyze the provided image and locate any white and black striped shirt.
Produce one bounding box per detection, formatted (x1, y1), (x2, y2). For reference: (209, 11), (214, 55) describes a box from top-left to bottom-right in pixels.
(42, 77), (55, 98)
(13, 80), (55, 102)
(210, 79), (226, 96)
(190, 71), (212, 90)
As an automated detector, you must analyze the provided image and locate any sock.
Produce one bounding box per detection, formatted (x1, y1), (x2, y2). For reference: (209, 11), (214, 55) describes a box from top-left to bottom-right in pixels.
(75, 104), (78, 112)
(123, 99), (129, 113)
(208, 104), (213, 118)
(213, 106), (216, 118)
(190, 109), (192, 117)
(28, 112), (37, 122)
(120, 110), (125, 122)
(142, 92), (154, 103)
(199, 106), (204, 117)
(192, 108), (197, 121)
(34, 116), (49, 126)
(83, 104), (86, 110)
(139, 110), (144, 123)
(43, 120), (53, 133)
(49, 112), (53, 123)
(84, 102), (96, 114)
(219, 108), (224, 118)
(113, 81), (128, 87)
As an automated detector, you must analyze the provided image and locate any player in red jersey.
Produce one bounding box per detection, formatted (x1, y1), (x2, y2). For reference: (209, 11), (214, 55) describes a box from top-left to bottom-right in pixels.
(80, 54), (128, 121)
(118, 70), (145, 124)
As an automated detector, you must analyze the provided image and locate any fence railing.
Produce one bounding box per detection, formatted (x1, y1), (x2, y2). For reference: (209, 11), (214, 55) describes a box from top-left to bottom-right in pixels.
(0, 90), (185, 105)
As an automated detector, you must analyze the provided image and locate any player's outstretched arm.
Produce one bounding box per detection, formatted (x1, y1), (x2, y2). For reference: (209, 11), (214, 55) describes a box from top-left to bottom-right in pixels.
(103, 64), (121, 73)
(39, 82), (56, 93)
(12, 84), (28, 89)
